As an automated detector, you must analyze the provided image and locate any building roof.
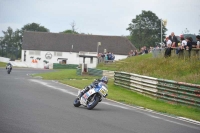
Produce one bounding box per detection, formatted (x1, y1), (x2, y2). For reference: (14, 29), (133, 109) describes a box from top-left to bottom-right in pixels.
(22, 31), (136, 55)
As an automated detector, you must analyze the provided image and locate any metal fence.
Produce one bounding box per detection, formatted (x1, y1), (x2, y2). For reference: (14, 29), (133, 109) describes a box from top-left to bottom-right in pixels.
(76, 68), (114, 79)
(88, 68), (103, 76)
(114, 71), (200, 107)
(152, 48), (200, 59)
(53, 63), (78, 69)
(76, 68), (103, 77)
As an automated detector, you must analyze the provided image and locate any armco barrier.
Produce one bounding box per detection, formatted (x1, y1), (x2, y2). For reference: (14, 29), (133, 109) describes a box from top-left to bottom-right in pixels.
(53, 63), (78, 69)
(76, 68), (114, 78)
(114, 71), (200, 107)
(76, 68), (82, 75)
(130, 73), (158, 97)
(88, 68), (103, 77)
(157, 79), (200, 107)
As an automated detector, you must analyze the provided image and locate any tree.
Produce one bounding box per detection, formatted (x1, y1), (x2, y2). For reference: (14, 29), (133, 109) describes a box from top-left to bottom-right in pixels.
(1, 27), (21, 59)
(71, 21), (78, 33)
(61, 21), (79, 34)
(0, 23), (49, 59)
(182, 28), (190, 34)
(127, 10), (167, 49)
(61, 30), (79, 34)
(21, 22), (50, 32)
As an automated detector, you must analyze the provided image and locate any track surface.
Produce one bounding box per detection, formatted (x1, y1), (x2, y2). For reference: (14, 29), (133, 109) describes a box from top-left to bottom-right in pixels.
(0, 68), (199, 133)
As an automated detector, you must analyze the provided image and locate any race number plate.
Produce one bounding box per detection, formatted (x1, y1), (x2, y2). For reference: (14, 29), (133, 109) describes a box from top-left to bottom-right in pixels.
(99, 87), (107, 96)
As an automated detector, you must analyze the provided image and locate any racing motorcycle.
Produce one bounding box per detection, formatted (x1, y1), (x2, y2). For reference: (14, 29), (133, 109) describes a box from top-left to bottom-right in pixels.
(7, 65), (11, 74)
(73, 82), (108, 110)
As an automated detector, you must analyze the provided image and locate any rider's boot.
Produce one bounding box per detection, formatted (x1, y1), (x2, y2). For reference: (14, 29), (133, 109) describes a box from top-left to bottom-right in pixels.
(78, 87), (90, 99)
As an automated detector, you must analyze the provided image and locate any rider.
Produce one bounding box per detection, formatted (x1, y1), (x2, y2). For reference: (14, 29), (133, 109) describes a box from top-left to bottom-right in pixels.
(78, 76), (108, 99)
(6, 62), (12, 71)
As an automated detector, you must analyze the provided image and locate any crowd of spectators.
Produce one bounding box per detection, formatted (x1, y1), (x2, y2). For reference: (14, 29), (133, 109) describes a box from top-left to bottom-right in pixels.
(164, 32), (200, 58)
(128, 46), (149, 57)
(98, 32), (200, 62)
(127, 32), (200, 59)
(98, 52), (115, 63)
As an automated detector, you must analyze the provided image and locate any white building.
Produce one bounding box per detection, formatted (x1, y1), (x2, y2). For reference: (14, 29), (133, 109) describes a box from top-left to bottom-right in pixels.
(21, 31), (136, 69)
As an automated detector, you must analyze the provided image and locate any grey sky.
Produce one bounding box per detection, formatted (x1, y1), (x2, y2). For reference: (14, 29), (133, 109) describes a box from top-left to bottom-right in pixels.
(0, 0), (199, 37)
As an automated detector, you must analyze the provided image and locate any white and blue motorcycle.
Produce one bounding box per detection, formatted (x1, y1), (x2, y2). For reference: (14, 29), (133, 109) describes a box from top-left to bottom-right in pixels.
(73, 82), (108, 110)
(7, 65), (12, 74)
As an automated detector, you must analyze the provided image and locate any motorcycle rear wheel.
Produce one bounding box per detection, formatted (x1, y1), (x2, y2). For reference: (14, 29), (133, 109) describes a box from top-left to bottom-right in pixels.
(87, 95), (100, 110)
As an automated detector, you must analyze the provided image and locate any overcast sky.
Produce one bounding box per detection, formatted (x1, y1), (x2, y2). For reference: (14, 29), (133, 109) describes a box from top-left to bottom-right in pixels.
(0, 0), (200, 37)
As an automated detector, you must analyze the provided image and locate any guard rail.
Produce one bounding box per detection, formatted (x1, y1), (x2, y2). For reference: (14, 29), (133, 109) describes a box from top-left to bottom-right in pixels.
(114, 71), (200, 107)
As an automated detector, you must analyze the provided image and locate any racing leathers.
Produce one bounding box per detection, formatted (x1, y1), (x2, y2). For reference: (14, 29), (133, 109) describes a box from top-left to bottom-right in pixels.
(78, 79), (107, 99)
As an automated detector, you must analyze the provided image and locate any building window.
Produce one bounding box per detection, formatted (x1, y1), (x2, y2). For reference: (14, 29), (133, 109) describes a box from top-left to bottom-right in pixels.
(54, 52), (62, 56)
(29, 50), (41, 55)
(35, 51), (40, 55)
(29, 51), (34, 55)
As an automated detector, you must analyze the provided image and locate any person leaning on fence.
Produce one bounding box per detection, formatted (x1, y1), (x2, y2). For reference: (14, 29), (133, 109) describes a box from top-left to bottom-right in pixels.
(176, 35), (187, 54)
(164, 36), (173, 58)
(196, 35), (200, 48)
(134, 50), (138, 56)
(144, 46), (148, 54)
(169, 32), (178, 47)
(128, 50), (133, 57)
(184, 37), (193, 57)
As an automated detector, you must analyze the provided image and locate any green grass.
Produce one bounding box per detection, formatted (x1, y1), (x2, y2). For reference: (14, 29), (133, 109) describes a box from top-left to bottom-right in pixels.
(34, 69), (200, 121)
(34, 69), (100, 80)
(96, 62), (119, 71)
(0, 62), (7, 67)
(97, 53), (200, 84)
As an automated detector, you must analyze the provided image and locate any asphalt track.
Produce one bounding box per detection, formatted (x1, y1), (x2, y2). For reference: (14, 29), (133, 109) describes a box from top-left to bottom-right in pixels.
(0, 68), (199, 133)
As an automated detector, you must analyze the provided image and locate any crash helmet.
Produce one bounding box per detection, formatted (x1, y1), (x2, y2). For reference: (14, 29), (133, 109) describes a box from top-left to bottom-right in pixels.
(100, 76), (108, 84)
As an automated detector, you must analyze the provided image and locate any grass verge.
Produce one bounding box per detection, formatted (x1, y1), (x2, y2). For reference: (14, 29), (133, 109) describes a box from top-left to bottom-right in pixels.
(97, 53), (200, 84)
(34, 69), (200, 121)
(0, 62), (7, 67)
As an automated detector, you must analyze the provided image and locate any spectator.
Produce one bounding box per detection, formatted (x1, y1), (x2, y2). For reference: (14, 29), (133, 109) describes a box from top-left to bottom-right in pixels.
(107, 52), (112, 60)
(104, 53), (108, 61)
(164, 36), (173, 58)
(111, 53), (115, 60)
(169, 32), (178, 47)
(128, 50), (134, 57)
(139, 47), (145, 55)
(149, 47), (153, 53)
(144, 46), (148, 54)
(134, 50), (138, 56)
(185, 37), (193, 57)
(176, 35), (187, 54)
(196, 35), (200, 48)
(98, 53), (103, 63)
(101, 53), (105, 61)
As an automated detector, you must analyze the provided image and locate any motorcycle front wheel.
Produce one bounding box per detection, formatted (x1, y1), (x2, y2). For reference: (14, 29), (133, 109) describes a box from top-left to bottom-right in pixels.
(73, 98), (81, 107)
(87, 95), (100, 110)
